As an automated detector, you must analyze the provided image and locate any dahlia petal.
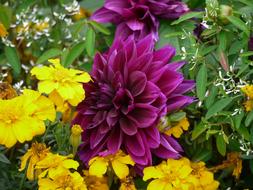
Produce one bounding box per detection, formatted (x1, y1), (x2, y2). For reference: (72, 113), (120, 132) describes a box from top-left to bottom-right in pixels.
(128, 71), (147, 96)
(90, 129), (107, 149)
(136, 35), (155, 56)
(167, 95), (194, 112)
(129, 104), (158, 128)
(144, 127), (160, 148)
(120, 116), (138, 135)
(173, 80), (195, 94)
(107, 127), (123, 153)
(91, 7), (120, 23)
(128, 53), (153, 73)
(104, 0), (129, 14)
(153, 45), (176, 63)
(168, 61), (186, 71)
(156, 68), (184, 96)
(135, 81), (160, 104)
(126, 19), (144, 31)
(125, 133), (145, 157)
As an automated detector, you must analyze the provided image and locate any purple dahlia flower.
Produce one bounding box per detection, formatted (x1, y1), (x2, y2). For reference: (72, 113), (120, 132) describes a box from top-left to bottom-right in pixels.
(91, 0), (189, 41)
(73, 35), (194, 168)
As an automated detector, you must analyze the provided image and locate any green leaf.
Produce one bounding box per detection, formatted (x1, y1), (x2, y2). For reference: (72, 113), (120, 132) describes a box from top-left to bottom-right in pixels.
(226, 15), (250, 37)
(205, 86), (218, 109)
(4, 46), (21, 77)
(171, 12), (204, 25)
(192, 122), (208, 140)
(234, 111), (245, 129)
(216, 134), (226, 156)
(0, 5), (12, 28)
(85, 28), (96, 57)
(236, 125), (250, 141)
(196, 64), (207, 101)
(205, 97), (233, 119)
(192, 149), (212, 162)
(240, 51), (253, 57)
(62, 42), (86, 67)
(88, 20), (110, 35)
(36, 48), (62, 65)
(169, 112), (186, 122)
(245, 110), (253, 127)
(0, 153), (10, 164)
(218, 31), (227, 51)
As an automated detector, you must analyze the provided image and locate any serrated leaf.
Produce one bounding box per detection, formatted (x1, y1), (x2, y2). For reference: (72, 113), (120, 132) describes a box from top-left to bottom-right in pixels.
(0, 153), (10, 164)
(62, 42), (86, 67)
(196, 64), (207, 101)
(171, 12), (204, 25)
(245, 110), (253, 127)
(88, 20), (110, 35)
(86, 27), (96, 57)
(4, 46), (21, 77)
(226, 15), (250, 37)
(216, 134), (226, 156)
(36, 48), (61, 65)
(205, 97), (233, 119)
(192, 122), (208, 140)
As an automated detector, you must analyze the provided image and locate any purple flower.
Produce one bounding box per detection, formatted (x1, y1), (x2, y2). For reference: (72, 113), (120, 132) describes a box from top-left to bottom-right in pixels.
(91, 0), (189, 41)
(73, 35), (194, 168)
(248, 36), (253, 60)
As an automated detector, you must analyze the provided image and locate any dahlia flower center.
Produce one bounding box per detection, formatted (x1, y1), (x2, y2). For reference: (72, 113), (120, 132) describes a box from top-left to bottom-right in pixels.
(113, 88), (134, 115)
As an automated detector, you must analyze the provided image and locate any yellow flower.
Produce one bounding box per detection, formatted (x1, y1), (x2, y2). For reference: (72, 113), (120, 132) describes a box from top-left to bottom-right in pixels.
(83, 170), (109, 190)
(0, 90), (55, 148)
(73, 7), (91, 21)
(33, 22), (49, 32)
(0, 82), (17, 100)
(143, 158), (196, 190)
(120, 177), (136, 190)
(191, 161), (219, 190)
(0, 22), (8, 37)
(89, 150), (135, 179)
(70, 124), (83, 155)
(19, 142), (50, 180)
(36, 153), (79, 179)
(210, 152), (242, 180)
(241, 85), (253, 111)
(31, 58), (91, 107)
(165, 117), (190, 138)
(38, 170), (87, 190)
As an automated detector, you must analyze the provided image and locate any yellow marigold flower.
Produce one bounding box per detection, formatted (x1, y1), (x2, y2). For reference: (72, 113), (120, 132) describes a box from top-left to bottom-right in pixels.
(210, 152), (242, 180)
(83, 170), (109, 190)
(143, 158), (196, 190)
(0, 22), (8, 37)
(0, 90), (55, 148)
(70, 124), (83, 155)
(241, 85), (253, 111)
(19, 142), (50, 180)
(89, 150), (135, 179)
(31, 58), (91, 107)
(0, 82), (17, 100)
(36, 153), (79, 178)
(165, 117), (190, 138)
(191, 161), (219, 190)
(38, 170), (87, 190)
(120, 177), (136, 190)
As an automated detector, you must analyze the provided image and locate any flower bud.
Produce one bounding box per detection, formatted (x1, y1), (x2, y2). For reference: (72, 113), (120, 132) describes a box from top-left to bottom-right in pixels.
(219, 5), (233, 24)
(70, 124), (83, 155)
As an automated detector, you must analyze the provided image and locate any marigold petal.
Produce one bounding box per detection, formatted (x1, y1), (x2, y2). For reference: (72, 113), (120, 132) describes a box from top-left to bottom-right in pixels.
(147, 179), (167, 190)
(89, 157), (108, 177)
(112, 160), (129, 179)
(38, 80), (58, 94)
(143, 166), (164, 181)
